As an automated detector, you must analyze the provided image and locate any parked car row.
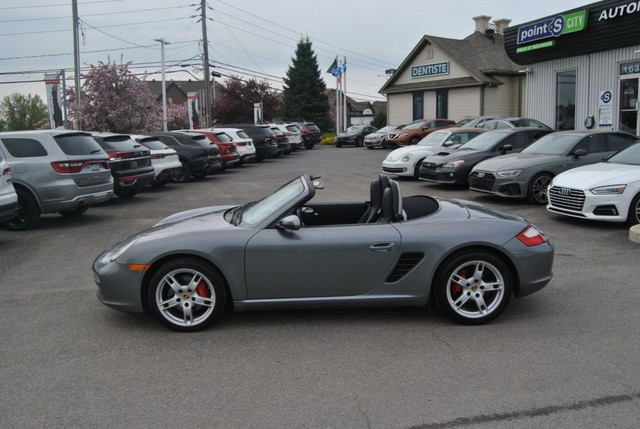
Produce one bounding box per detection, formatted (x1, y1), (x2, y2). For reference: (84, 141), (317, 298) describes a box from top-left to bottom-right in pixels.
(378, 127), (640, 226)
(0, 122), (321, 231)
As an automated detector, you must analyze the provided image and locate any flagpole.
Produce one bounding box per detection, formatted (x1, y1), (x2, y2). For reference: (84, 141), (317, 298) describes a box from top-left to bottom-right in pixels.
(342, 56), (347, 130)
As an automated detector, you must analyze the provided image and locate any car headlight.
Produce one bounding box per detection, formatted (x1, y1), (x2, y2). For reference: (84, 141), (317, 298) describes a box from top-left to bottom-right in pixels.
(443, 160), (465, 168)
(497, 169), (523, 177)
(590, 184), (626, 195)
(401, 153), (413, 162)
(100, 237), (139, 264)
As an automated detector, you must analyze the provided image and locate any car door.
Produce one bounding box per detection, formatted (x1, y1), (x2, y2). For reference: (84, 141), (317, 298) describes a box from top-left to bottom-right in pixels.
(244, 223), (401, 299)
(569, 134), (609, 167)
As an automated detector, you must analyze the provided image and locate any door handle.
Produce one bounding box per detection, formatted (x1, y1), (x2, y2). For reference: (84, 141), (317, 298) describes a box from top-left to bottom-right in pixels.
(369, 242), (395, 252)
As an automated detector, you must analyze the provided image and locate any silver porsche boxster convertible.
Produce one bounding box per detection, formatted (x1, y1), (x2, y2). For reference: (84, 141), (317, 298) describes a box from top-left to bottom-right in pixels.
(93, 174), (554, 331)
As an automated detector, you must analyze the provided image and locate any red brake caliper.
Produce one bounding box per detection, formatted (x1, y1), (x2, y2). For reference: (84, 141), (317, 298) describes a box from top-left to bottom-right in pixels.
(451, 269), (466, 298)
(196, 281), (209, 298)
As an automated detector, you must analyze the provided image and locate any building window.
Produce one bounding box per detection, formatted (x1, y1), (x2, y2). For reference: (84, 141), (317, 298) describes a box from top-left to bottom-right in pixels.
(412, 92), (424, 121)
(556, 70), (576, 130)
(436, 90), (448, 118)
(425, 45), (433, 59)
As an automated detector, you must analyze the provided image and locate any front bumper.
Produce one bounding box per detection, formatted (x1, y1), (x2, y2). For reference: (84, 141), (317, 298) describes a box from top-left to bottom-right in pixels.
(419, 165), (467, 185)
(382, 160), (414, 176)
(469, 172), (525, 199)
(547, 190), (629, 223)
(93, 261), (146, 313)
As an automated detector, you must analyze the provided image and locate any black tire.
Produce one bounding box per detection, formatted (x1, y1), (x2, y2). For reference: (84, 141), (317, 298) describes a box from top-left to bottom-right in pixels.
(435, 251), (512, 325)
(5, 188), (40, 231)
(366, 146), (373, 150)
(335, 144), (342, 148)
(625, 193), (640, 227)
(152, 180), (168, 187)
(115, 187), (137, 199)
(58, 206), (89, 217)
(413, 158), (426, 179)
(382, 141), (388, 149)
(410, 136), (420, 145)
(148, 258), (227, 332)
(527, 173), (553, 204)
(304, 142), (314, 149)
(356, 136), (364, 147)
(192, 172), (207, 179)
(172, 160), (191, 183)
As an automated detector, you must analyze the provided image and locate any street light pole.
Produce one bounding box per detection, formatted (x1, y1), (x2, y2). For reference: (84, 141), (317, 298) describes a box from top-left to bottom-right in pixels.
(154, 38), (170, 131)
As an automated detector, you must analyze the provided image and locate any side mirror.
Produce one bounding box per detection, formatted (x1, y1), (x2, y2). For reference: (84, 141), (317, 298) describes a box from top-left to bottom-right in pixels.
(573, 148), (588, 157)
(276, 215), (301, 231)
(443, 140), (452, 146)
(501, 143), (513, 153)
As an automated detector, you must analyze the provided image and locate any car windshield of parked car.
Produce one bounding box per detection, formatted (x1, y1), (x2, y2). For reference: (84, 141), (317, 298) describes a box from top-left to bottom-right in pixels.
(235, 178), (306, 227)
(418, 131), (448, 146)
(346, 126), (363, 133)
(377, 125), (397, 134)
(457, 132), (506, 151)
(403, 122), (424, 130)
(606, 142), (640, 165)
(522, 134), (581, 155)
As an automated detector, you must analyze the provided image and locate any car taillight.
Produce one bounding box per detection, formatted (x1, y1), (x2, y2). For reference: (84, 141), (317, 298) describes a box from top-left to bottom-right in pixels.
(285, 131), (293, 136)
(51, 161), (86, 173)
(2, 167), (10, 175)
(108, 151), (132, 161)
(236, 142), (247, 146)
(151, 153), (166, 159)
(516, 226), (547, 246)
(301, 129), (308, 133)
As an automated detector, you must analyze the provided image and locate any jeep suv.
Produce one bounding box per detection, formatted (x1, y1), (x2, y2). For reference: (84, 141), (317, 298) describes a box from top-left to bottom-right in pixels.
(91, 133), (154, 198)
(293, 122), (321, 149)
(0, 130), (113, 230)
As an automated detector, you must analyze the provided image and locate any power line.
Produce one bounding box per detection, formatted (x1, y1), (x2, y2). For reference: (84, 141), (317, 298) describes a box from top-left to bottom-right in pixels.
(0, 6), (186, 23)
(0, 0), (122, 10)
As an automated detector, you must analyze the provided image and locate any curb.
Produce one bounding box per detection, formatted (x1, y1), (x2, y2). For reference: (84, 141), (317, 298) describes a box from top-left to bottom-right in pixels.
(630, 224), (640, 244)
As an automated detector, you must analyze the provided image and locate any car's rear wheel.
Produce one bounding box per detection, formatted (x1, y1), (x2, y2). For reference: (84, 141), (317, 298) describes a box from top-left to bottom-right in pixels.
(148, 258), (226, 332)
(115, 188), (137, 199)
(172, 160), (191, 183)
(58, 206), (89, 217)
(356, 136), (364, 147)
(527, 173), (553, 204)
(435, 251), (512, 325)
(625, 193), (640, 226)
(5, 188), (40, 231)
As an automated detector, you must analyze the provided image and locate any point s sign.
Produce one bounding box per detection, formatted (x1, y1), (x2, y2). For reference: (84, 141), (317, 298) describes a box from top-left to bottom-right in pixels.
(517, 10), (588, 45)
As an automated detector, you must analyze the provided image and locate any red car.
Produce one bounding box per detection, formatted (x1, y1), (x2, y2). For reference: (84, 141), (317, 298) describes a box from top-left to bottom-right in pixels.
(187, 130), (240, 169)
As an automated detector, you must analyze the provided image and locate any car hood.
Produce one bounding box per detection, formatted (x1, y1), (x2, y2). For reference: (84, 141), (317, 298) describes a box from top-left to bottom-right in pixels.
(473, 152), (564, 172)
(386, 145), (438, 161)
(552, 162), (640, 189)
(426, 148), (487, 163)
(337, 131), (358, 137)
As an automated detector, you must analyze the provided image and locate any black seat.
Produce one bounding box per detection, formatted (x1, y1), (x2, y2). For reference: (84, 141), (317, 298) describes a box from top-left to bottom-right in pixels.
(358, 174), (391, 223)
(380, 179), (403, 223)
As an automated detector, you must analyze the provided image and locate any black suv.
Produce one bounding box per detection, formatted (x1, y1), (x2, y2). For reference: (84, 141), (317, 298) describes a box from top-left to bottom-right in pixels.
(92, 133), (154, 198)
(220, 124), (279, 161)
(295, 122), (321, 149)
(148, 132), (222, 182)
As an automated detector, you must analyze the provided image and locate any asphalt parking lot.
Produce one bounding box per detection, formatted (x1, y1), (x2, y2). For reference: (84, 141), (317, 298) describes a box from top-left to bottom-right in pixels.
(1, 144), (639, 428)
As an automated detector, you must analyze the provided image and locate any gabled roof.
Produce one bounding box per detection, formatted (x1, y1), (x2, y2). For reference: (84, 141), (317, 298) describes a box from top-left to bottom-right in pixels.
(146, 80), (207, 99)
(380, 31), (523, 95)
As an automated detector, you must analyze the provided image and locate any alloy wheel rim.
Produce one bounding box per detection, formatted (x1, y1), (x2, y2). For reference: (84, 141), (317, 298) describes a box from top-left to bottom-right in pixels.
(533, 176), (551, 203)
(446, 260), (505, 319)
(155, 268), (216, 327)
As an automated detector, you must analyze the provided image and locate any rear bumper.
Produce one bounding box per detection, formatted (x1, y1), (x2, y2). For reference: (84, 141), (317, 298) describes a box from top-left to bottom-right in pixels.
(0, 200), (19, 223)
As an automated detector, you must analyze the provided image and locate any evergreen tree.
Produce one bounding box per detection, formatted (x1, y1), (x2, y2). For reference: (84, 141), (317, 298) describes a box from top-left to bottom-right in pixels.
(0, 93), (48, 130)
(371, 110), (387, 129)
(281, 37), (331, 131)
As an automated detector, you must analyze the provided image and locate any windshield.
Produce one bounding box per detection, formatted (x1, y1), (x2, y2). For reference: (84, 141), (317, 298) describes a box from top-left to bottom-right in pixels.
(417, 131), (448, 146)
(234, 178), (305, 227)
(607, 141), (640, 165)
(403, 121), (425, 130)
(376, 125), (397, 134)
(522, 134), (581, 155)
(347, 126), (363, 133)
(455, 118), (473, 127)
(458, 132), (507, 151)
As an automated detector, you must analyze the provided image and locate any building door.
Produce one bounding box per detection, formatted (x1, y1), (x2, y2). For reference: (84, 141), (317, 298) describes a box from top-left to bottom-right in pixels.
(620, 77), (639, 135)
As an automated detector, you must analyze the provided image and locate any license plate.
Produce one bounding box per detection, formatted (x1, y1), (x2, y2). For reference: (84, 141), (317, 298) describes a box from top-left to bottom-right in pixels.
(90, 163), (101, 172)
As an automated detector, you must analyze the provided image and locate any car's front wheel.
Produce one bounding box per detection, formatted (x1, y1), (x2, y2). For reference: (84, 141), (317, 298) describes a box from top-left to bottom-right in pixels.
(435, 251), (512, 325)
(413, 158), (426, 179)
(527, 173), (553, 204)
(626, 193), (640, 226)
(356, 136), (364, 147)
(148, 258), (226, 332)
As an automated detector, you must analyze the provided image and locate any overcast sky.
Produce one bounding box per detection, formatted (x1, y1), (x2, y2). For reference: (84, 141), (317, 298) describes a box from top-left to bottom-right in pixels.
(0, 0), (589, 104)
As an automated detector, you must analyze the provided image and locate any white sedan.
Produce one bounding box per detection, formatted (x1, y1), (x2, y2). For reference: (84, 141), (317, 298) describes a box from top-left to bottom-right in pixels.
(547, 141), (640, 226)
(382, 128), (486, 178)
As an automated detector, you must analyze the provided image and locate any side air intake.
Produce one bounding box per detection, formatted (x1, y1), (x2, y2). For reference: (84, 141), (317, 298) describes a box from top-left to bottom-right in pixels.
(386, 252), (425, 283)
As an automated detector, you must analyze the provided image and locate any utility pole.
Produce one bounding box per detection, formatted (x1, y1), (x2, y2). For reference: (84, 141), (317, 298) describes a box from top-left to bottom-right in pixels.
(72, 0), (81, 129)
(200, 0), (211, 128)
(154, 38), (170, 131)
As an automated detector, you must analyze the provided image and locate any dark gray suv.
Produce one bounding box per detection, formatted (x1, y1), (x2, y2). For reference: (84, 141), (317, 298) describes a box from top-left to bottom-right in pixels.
(0, 130), (114, 230)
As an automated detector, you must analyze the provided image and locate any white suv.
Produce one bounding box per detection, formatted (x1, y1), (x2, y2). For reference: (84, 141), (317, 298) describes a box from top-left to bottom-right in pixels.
(0, 145), (18, 224)
(212, 127), (256, 164)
